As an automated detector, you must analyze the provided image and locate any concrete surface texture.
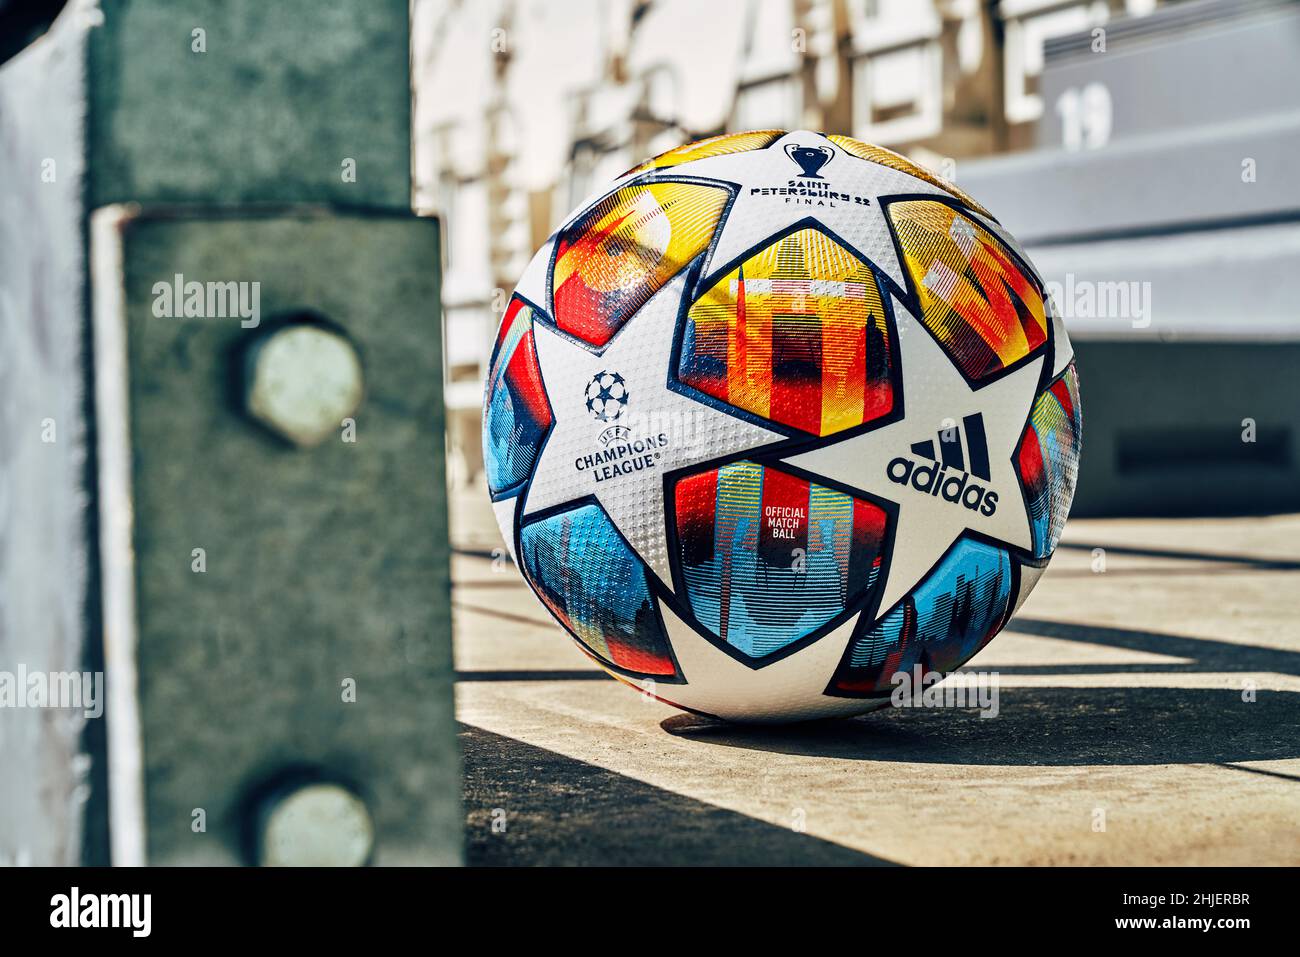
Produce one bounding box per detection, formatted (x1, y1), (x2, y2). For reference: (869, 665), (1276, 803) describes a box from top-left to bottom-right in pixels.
(451, 489), (1300, 865)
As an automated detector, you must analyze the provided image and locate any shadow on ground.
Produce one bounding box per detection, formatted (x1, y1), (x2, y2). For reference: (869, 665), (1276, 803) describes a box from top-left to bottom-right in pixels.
(660, 686), (1300, 768)
(461, 724), (895, 866)
(1007, 617), (1300, 675)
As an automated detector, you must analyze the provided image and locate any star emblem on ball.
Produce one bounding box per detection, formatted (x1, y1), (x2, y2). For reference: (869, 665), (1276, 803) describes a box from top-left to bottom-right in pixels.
(584, 370), (629, 422)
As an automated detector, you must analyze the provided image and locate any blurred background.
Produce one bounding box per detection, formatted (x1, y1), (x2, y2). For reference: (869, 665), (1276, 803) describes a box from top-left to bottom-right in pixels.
(1, 0), (1297, 868)
(411, 0), (1300, 532)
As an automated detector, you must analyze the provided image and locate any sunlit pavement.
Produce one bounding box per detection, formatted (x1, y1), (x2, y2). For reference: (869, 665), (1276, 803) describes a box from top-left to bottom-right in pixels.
(450, 489), (1300, 866)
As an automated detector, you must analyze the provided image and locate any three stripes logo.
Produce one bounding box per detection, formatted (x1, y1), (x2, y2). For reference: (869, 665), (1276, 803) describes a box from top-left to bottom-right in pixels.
(887, 413), (999, 516)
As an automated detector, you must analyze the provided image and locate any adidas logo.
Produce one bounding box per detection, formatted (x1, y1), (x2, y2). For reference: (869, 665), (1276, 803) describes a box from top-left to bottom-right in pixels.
(886, 413), (999, 516)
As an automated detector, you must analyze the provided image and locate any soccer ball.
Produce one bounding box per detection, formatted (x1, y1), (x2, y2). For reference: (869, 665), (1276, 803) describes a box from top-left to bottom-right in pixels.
(482, 130), (1081, 722)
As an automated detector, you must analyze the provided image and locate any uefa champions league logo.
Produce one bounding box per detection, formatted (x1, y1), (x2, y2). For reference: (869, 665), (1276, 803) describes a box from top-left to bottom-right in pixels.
(574, 370), (671, 482)
(584, 370), (629, 423)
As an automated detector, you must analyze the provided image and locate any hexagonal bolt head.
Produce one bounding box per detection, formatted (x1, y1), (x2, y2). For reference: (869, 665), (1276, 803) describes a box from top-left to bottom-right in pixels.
(257, 782), (374, 867)
(245, 323), (363, 447)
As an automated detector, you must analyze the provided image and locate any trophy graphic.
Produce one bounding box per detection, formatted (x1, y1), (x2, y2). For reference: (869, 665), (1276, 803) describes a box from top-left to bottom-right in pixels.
(784, 143), (833, 179)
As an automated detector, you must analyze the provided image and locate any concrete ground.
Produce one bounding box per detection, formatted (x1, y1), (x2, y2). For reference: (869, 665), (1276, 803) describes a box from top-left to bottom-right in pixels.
(450, 489), (1300, 866)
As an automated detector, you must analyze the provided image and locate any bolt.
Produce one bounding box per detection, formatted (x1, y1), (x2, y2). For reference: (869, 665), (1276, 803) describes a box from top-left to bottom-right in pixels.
(245, 322), (363, 447)
(256, 782), (374, 867)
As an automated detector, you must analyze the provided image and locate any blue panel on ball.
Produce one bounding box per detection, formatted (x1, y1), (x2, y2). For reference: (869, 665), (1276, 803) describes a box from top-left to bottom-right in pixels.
(520, 504), (677, 677)
(836, 538), (1012, 694)
(483, 297), (553, 497)
(1018, 363), (1082, 558)
(673, 461), (887, 660)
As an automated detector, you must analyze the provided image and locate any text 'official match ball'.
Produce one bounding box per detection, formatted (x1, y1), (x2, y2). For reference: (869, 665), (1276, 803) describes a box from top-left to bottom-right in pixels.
(482, 130), (1081, 722)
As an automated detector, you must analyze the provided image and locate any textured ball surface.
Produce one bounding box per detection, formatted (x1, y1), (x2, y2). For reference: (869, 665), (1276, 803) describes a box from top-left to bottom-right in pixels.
(482, 130), (1081, 722)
